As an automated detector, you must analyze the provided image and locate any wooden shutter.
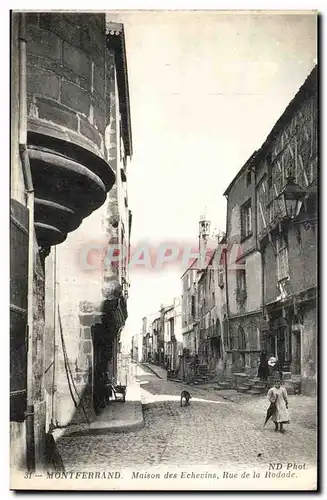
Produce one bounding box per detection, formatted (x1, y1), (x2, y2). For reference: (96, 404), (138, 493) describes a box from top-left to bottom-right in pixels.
(10, 199), (29, 422)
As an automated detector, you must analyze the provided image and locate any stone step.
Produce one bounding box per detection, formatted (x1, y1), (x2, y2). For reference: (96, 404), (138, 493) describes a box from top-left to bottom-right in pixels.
(243, 383), (252, 389)
(247, 389), (266, 395)
(237, 386), (251, 393)
(217, 382), (231, 388)
(214, 384), (233, 391)
(252, 383), (267, 389)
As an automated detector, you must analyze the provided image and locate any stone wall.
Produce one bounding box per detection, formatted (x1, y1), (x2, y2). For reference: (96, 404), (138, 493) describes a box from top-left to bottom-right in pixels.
(10, 422), (27, 471)
(32, 241), (47, 469)
(301, 303), (317, 395)
(26, 13), (109, 159)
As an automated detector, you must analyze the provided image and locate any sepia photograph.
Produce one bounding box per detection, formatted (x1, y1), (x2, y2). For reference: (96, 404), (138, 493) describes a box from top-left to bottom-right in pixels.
(9, 7), (318, 491)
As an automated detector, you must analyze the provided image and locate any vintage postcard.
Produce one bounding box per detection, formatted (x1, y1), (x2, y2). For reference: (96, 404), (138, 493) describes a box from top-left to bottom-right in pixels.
(10, 8), (318, 491)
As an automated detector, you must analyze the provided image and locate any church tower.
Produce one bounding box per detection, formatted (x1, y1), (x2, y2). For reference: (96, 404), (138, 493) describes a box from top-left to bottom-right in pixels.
(198, 211), (211, 269)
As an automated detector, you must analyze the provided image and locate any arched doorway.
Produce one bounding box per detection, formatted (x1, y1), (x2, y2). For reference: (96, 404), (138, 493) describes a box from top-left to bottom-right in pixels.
(209, 319), (222, 370)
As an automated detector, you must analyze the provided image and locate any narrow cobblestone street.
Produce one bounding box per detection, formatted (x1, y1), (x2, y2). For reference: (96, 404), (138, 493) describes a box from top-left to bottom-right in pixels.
(56, 363), (317, 472)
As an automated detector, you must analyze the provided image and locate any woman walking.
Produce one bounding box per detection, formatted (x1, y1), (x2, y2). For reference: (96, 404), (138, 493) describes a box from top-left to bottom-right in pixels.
(267, 377), (290, 433)
(258, 350), (269, 381)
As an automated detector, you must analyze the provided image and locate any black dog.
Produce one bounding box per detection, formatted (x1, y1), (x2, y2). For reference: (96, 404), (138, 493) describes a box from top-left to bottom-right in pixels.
(180, 390), (192, 407)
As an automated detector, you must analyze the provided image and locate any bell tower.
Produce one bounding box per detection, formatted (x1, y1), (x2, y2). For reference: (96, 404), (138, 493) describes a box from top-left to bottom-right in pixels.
(198, 211), (211, 269)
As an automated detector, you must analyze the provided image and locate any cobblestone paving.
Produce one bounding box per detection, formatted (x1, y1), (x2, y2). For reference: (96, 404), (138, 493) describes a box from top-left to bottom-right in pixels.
(56, 364), (317, 471)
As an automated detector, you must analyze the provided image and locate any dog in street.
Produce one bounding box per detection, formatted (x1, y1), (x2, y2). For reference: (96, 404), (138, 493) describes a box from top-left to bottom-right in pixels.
(180, 390), (192, 407)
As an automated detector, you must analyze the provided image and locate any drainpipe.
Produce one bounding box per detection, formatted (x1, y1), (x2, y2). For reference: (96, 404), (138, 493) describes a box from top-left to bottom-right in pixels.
(50, 246), (57, 431)
(223, 196), (231, 353)
(18, 13), (36, 472)
(224, 246), (230, 346)
(253, 164), (265, 341)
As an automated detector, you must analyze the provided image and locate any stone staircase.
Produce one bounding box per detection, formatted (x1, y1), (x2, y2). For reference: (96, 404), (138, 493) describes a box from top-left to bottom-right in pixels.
(185, 363), (302, 395)
(188, 364), (218, 386)
(238, 377), (267, 395)
(214, 372), (301, 395)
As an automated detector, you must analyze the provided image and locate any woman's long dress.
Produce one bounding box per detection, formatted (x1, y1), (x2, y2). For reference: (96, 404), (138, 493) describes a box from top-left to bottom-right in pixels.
(267, 386), (290, 424)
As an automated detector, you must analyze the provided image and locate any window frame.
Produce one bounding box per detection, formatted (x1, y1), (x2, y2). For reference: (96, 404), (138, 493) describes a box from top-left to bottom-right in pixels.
(276, 232), (290, 283)
(236, 267), (247, 292)
(240, 198), (253, 241)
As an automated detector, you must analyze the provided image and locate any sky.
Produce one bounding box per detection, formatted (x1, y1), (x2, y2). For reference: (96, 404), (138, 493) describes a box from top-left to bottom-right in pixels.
(106, 10), (317, 346)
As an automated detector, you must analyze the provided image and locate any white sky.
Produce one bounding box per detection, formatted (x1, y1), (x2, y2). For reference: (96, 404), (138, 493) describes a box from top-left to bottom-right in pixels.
(106, 10), (317, 344)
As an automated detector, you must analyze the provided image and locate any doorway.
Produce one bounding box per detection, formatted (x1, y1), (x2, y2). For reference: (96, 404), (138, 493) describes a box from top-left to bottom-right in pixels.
(92, 324), (111, 415)
(272, 316), (291, 372)
(292, 329), (301, 375)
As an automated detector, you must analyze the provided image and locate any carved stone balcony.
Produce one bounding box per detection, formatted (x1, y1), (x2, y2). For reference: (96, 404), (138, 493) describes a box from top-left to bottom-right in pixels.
(28, 123), (115, 249)
(25, 13), (116, 251)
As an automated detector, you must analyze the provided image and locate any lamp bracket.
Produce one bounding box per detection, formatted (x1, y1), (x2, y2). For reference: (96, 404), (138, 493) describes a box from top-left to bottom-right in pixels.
(292, 218), (317, 231)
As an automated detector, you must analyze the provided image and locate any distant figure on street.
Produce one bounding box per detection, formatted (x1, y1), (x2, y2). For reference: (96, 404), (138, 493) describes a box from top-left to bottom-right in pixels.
(267, 377), (290, 433)
(257, 350), (269, 381)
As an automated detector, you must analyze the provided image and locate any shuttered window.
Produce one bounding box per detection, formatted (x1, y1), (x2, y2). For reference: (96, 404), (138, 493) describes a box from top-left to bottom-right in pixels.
(10, 199), (29, 422)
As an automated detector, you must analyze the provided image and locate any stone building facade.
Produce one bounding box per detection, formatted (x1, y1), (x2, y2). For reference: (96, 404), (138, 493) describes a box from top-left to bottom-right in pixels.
(223, 152), (265, 376)
(131, 334), (142, 363)
(180, 215), (228, 382)
(255, 65), (317, 394)
(163, 298), (183, 372)
(178, 65), (317, 394)
(196, 244), (228, 376)
(181, 262), (198, 355)
(222, 65), (317, 392)
(151, 315), (163, 364)
(137, 299), (183, 372)
(10, 12), (132, 472)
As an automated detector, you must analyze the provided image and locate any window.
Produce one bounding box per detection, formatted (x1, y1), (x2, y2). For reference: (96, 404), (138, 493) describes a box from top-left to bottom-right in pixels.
(218, 267), (224, 288)
(191, 295), (195, 318)
(169, 318), (174, 338)
(236, 268), (246, 291)
(241, 200), (252, 240)
(276, 233), (289, 282)
(236, 267), (247, 305)
(238, 326), (246, 350)
(246, 170), (252, 187)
